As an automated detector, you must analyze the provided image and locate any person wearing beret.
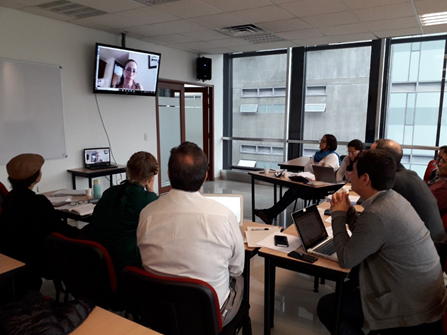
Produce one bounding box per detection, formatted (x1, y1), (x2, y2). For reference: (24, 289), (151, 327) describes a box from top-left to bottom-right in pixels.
(0, 153), (78, 298)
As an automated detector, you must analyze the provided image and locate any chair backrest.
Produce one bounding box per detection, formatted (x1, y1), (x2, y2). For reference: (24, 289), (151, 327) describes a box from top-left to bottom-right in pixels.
(45, 232), (117, 308)
(424, 159), (437, 182)
(121, 266), (222, 335)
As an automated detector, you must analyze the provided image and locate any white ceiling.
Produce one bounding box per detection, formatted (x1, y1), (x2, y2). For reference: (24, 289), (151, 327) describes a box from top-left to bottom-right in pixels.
(2, 0), (447, 54)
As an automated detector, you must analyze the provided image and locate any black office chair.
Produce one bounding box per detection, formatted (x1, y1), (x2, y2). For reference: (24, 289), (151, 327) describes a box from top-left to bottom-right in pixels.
(45, 232), (120, 309)
(121, 266), (252, 335)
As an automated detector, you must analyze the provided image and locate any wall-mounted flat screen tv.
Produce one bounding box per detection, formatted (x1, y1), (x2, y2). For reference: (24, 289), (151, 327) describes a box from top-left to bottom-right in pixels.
(94, 43), (161, 96)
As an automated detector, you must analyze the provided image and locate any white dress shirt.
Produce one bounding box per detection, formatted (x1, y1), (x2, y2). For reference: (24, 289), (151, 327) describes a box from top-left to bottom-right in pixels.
(137, 189), (245, 307)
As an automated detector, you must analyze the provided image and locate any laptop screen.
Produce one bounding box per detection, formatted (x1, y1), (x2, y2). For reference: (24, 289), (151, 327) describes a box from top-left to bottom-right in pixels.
(203, 193), (243, 226)
(84, 147), (111, 167)
(292, 205), (329, 249)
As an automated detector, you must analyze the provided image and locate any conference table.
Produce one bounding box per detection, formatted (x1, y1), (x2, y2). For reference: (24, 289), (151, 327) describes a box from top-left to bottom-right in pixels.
(249, 170), (344, 222)
(259, 188), (362, 335)
(72, 306), (161, 335)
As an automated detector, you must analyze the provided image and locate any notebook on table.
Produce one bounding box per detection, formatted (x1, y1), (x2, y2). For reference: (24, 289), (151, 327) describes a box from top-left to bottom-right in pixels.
(291, 205), (338, 262)
(312, 165), (340, 184)
(202, 193), (243, 226)
(84, 147), (117, 170)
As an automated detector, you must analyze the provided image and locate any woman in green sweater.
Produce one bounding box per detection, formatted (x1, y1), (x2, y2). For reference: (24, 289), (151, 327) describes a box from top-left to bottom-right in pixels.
(89, 151), (158, 274)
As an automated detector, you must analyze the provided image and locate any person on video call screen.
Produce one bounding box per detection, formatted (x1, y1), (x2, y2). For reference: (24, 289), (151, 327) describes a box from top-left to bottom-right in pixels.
(114, 59), (144, 90)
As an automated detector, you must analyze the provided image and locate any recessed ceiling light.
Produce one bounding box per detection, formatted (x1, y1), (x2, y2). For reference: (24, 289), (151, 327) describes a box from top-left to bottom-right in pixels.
(419, 11), (447, 26)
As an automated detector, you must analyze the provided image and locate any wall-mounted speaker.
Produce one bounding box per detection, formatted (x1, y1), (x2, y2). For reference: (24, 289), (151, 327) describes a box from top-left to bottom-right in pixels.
(196, 57), (212, 81)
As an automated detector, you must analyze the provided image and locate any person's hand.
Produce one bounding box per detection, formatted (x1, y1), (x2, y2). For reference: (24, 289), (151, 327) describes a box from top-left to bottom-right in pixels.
(145, 176), (155, 193)
(330, 191), (351, 212)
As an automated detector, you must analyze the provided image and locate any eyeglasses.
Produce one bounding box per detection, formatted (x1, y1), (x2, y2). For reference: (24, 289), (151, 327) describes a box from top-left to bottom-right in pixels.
(70, 200), (87, 206)
(125, 67), (137, 74)
(347, 150), (360, 156)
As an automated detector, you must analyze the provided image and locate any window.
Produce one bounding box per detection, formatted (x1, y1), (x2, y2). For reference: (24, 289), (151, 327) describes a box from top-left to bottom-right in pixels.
(384, 39), (446, 171)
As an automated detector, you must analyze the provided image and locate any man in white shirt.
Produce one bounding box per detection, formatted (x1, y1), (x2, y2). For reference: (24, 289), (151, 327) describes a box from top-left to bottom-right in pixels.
(137, 141), (245, 326)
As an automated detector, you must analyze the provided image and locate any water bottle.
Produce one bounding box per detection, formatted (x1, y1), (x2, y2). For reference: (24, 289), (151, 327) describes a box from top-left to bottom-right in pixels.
(93, 179), (102, 199)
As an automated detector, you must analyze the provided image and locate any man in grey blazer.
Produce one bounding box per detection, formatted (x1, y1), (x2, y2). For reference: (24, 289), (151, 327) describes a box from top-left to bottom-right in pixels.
(317, 150), (447, 334)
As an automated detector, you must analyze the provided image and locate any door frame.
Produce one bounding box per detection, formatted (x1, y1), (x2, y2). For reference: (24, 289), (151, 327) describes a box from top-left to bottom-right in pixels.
(156, 79), (214, 194)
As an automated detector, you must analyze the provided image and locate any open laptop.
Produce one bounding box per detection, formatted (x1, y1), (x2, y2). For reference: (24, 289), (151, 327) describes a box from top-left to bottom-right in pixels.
(84, 147), (117, 170)
(312, 165), (339, 183)
(203, 193), (244, 227)
(291, 205), (338, 261)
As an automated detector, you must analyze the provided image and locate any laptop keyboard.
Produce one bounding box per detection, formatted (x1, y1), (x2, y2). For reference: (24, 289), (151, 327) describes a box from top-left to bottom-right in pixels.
(314, 239), (335, 255)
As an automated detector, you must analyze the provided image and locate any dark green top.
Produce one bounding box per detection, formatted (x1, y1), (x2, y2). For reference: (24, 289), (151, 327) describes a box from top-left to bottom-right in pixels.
(88, 181), (158, 275)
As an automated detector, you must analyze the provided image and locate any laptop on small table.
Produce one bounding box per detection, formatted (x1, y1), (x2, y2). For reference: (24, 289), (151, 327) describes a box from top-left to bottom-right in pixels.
(291, 205), (338, 262)
(84, 147), (117, 170)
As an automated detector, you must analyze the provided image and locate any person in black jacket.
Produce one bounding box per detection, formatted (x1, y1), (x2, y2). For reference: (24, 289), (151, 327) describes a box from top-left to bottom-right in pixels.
(0, 153), (77, 299)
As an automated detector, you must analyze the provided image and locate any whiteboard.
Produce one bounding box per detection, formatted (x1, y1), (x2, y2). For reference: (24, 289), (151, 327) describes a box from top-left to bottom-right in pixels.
(0, 58), (66, 166)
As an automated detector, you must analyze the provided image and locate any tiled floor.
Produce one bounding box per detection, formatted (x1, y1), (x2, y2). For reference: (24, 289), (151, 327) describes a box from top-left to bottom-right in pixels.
(41, 179), (334, 334)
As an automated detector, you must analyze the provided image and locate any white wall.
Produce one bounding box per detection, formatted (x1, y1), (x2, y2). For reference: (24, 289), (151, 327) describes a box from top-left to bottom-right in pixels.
(0, 6), (224, 193)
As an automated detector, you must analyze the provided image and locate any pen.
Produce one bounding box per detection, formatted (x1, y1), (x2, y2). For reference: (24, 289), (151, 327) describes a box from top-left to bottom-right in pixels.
(251, 228), (271, 231)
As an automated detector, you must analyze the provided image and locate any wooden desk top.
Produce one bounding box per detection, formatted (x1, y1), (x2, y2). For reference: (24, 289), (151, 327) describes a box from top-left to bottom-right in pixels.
(72, 307), (161, 335)
(0, 253), (25, 278)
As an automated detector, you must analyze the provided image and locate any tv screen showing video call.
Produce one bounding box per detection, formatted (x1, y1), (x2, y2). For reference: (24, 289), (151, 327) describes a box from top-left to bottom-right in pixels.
(93, 43), (161, 96)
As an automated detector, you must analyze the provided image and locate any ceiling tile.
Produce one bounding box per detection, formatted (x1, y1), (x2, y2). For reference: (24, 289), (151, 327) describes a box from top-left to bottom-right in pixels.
(374, 27), (423, 38)
(175, 40), (217, 50)
(413, 0), (447, 16)
(230, 5), (294, 23)
(294, 35), (335, 47)
(353, 2), (415, 22)
(201, 46), (236, 54)
(9, 0), (52, 5)
(149, 33), (198, 44)
(276, 29), (324, 40)
(201, 0), (272, 12)
(256, 18), (310, 33)
(423, 23), (447, 35)
(0, 0), (26, 9)
(364, 16), (420, 32)
(189, 12), (246, 29)
(279, 0), (348, 17)
(154, 0), (223, 18)
(21, 6), (72, 21)
(318, 23), (369, 36)
(73, 13), (138, 29)
(73, 0), (145, 13)
(181, 29), (229, 41)
(327, 32), (377, 43)
(210, 37), (248, 47)
(342, 0), (410, 10)
(301, 11), (359, 28)
(115, 7), (180, 26)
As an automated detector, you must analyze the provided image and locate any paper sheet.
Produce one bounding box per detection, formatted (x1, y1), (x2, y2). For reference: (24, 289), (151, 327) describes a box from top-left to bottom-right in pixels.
(256, 232), (302, 253)
(245, 226), (282, 247)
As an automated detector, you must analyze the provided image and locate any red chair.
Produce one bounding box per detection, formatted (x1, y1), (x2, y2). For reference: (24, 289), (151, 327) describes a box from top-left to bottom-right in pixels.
(424, 159), (437, 182)
(45, 232), (119, 309)
(121, 266), (252, 335)
(0, 181), (9, 215)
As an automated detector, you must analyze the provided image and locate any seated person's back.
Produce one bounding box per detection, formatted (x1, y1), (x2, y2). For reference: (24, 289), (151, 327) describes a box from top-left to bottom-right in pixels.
(89, 151), (159, 275)
(137, 142), (244, 327)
